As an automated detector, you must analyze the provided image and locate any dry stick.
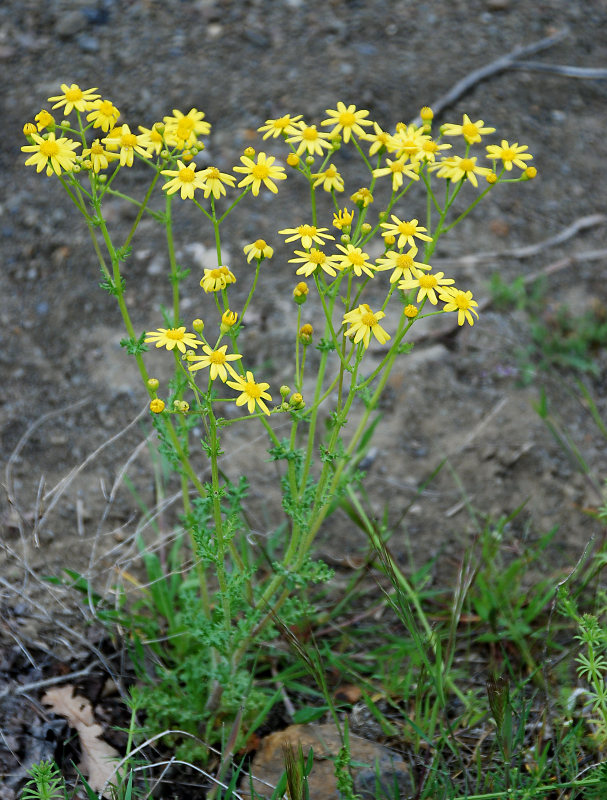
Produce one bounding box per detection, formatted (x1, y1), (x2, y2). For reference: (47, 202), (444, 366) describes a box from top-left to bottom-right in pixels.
(410, 27), (571, 126)
(508, 62), (607, 79)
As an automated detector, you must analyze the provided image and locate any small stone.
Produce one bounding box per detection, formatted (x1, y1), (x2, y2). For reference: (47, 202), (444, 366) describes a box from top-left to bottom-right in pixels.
(55, 10), (88, 38)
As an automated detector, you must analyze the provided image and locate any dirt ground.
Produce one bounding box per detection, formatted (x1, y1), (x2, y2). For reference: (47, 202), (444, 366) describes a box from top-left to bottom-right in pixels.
(2, 0), (607, 796)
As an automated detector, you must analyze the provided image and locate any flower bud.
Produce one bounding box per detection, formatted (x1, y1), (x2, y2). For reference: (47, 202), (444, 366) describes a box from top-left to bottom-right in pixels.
(280, 385), (291, 399)
(404, 305), (418, 318)
(420, 107), (434, 122)
(173, 400), (190, 413)
(244, 146), (256, 158)
(220, 309), (238, 332)
(361, 223), (372, 235)
(287, 153), (300, 167)
(290, 392), (305, 409)
(486, 172), (498, 185)
(150, 398), (165, 413)
(384, 233), (396, 247)
(299, 324), (313, 345)
(147, 378), (160, 391)
(293, 282), (309, 304)
(23, 122), (36, 136)
(305, 155), (315, 166)
(340, 234), (351, 245)
(192, 318), (204, 333)
(524, 166), (537, 180)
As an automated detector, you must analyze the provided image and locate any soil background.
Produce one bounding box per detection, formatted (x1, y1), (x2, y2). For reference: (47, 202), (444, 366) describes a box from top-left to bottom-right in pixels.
(2, 0), (607, 796)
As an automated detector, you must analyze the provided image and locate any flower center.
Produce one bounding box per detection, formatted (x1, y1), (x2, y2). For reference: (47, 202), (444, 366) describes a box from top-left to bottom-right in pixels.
(453, 292), (469, 309)
(303, 126), (319, 141)
(121, 132), (138, 148)
(91, 142), (104, 154)
(274, 116), (290, 130)
(40, 140), (59, 157)
(179, 166), (196, 183)
(398, 222), (416, 236)
(390, 161), (404, 173)
(460, 158), (475, 172)
(252, 163), (270, 179)
(309, 249), (326, 264)
(65, 87), (83, 102)
(462, 122), (479, 138)
(339, 111), (356, 127)
(423, 141), (438, 153)
(254, 239), (267, 250)
(244, 382), (262, 398)
(210, 351), (226, 364)
(207, 167), (220, 180)
(361, 312), (377, 327)
(348, 251), (364, 266)
(502, 148), (515, 161)
(166, 328), (184, 341)
(400, 138), (418, 154)
(396, 253), (414, 269)
(418, 274), (437, 289)
(299, 224), (316, 237)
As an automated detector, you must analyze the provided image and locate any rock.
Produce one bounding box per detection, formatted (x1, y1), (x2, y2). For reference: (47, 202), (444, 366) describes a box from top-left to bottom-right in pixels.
(55, 10), (88, 38)
(246, 723), (412, 800)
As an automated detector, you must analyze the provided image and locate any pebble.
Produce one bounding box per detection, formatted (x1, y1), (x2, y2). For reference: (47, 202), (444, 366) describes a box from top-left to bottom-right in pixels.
(55, 9), (88, 38)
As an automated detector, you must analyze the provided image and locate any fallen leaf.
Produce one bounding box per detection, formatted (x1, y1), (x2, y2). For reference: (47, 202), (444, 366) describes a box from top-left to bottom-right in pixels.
(42, 685), (121, 796)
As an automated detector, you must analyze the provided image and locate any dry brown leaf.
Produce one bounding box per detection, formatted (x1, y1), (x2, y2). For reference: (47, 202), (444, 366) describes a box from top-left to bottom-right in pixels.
(42, 685), (121, 796)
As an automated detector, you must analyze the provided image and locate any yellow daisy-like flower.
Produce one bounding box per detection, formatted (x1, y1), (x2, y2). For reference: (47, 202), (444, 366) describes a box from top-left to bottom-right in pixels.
(288, 248), (342, 278)
(48, 83), (100, 115)
(188, 344), (242, 382)
(372, 156), (419, 191)
(82, 139), (118, 173)
(374, 247), (430, 283)
(163, 108), (211, 147)
(34, 109), (55, 131)
(103, 124), (152, 167)
(485, 140), (533, 171)
(233, 151), (287, 196)
(350, 187), (373, 207)
(360, 122), (392, 156)
(398, 267), (454, 305)
(321, 102), (373, 143)
(441, 113), (495, 144)
(22, 132), (80, 176)
(278, 224), (334, 250)
(343, 303), (390, 349)
(311, 164), (344, 193)
(390, 123), (429, 160)
(418, 137), (451, 163)
(150, 398), (165, 414)
(380, 216), (432, 249)
(200, 265), (236, 293)
(86, 99), (120, 132)
(244, 239), (274, 262)
(430, 156), (493, 188)
(333, 207), (355, 231)
(285, 122), (332, 156)
(439, 287), (479, 326)
(198, 166), (236, 199)
(136, 123), (165, 155)
(144, 327), (202, 353)
(227, 371), (273, 416)
(258, 114), (303, 139)
(335, 244), (375, 278)
(161, 160), (207, 200)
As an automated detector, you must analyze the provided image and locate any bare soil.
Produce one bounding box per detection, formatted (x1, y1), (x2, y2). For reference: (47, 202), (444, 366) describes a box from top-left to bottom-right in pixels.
(2, 0), (607, 796)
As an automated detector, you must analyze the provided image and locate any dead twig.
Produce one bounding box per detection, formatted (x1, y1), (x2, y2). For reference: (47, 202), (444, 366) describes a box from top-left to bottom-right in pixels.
(411, 28), (570, 125)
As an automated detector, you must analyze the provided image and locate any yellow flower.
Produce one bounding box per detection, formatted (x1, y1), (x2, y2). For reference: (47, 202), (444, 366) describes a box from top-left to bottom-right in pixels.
(335, 244), (375, 278)
(289, 248), (342, 278)
(360, 122), (392, 156)
(321, 102), (373, 143)
(48, 83), (100, 114)
(22, 132), (80, 176)
(144, 327), (202, 353)
(163, 108), (211, 148)
(221, 309), (238, 331)
(333, 207), (354, 231)
(380, 216), (432, 249)
(293, 282), (309, 303)
(188, 344), (242, 382)
(103, 124), (152, 167)
(82, 139), (118, 173)
(199, 166), (236, 199)
(430, 156), (492, 188)
(161, 160), (207, 199)
(258, 114), (303, 139)
(375, 247), (430, 283)
(137, 123), (165, 155)
(404, 304), (419, 318)
(310, 164), (344, 192)
(372, 156), (419, 191)
(200, 265), (236, 293)
(350, 187), (373, 207)
(285, 122), (332, 156)
(150, 398), (165, 413)
(243, 239), (274, 262)
(86, 99), (120, 132)
(233, 151), (287, 196)
(278, 224), (334, 250)
(343, 304), (390, 349)
(420, 107), (434, 122)
(34, 109), (55, 131)
(439, 287), (479, 326)
(398, 267), (454, 305)
(227, 371), (273, 415)
(485, 140), (533, 171)
(418, 137), (451, 163)
(441, 114), (495, 144)
(390, 123), (429, 161)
